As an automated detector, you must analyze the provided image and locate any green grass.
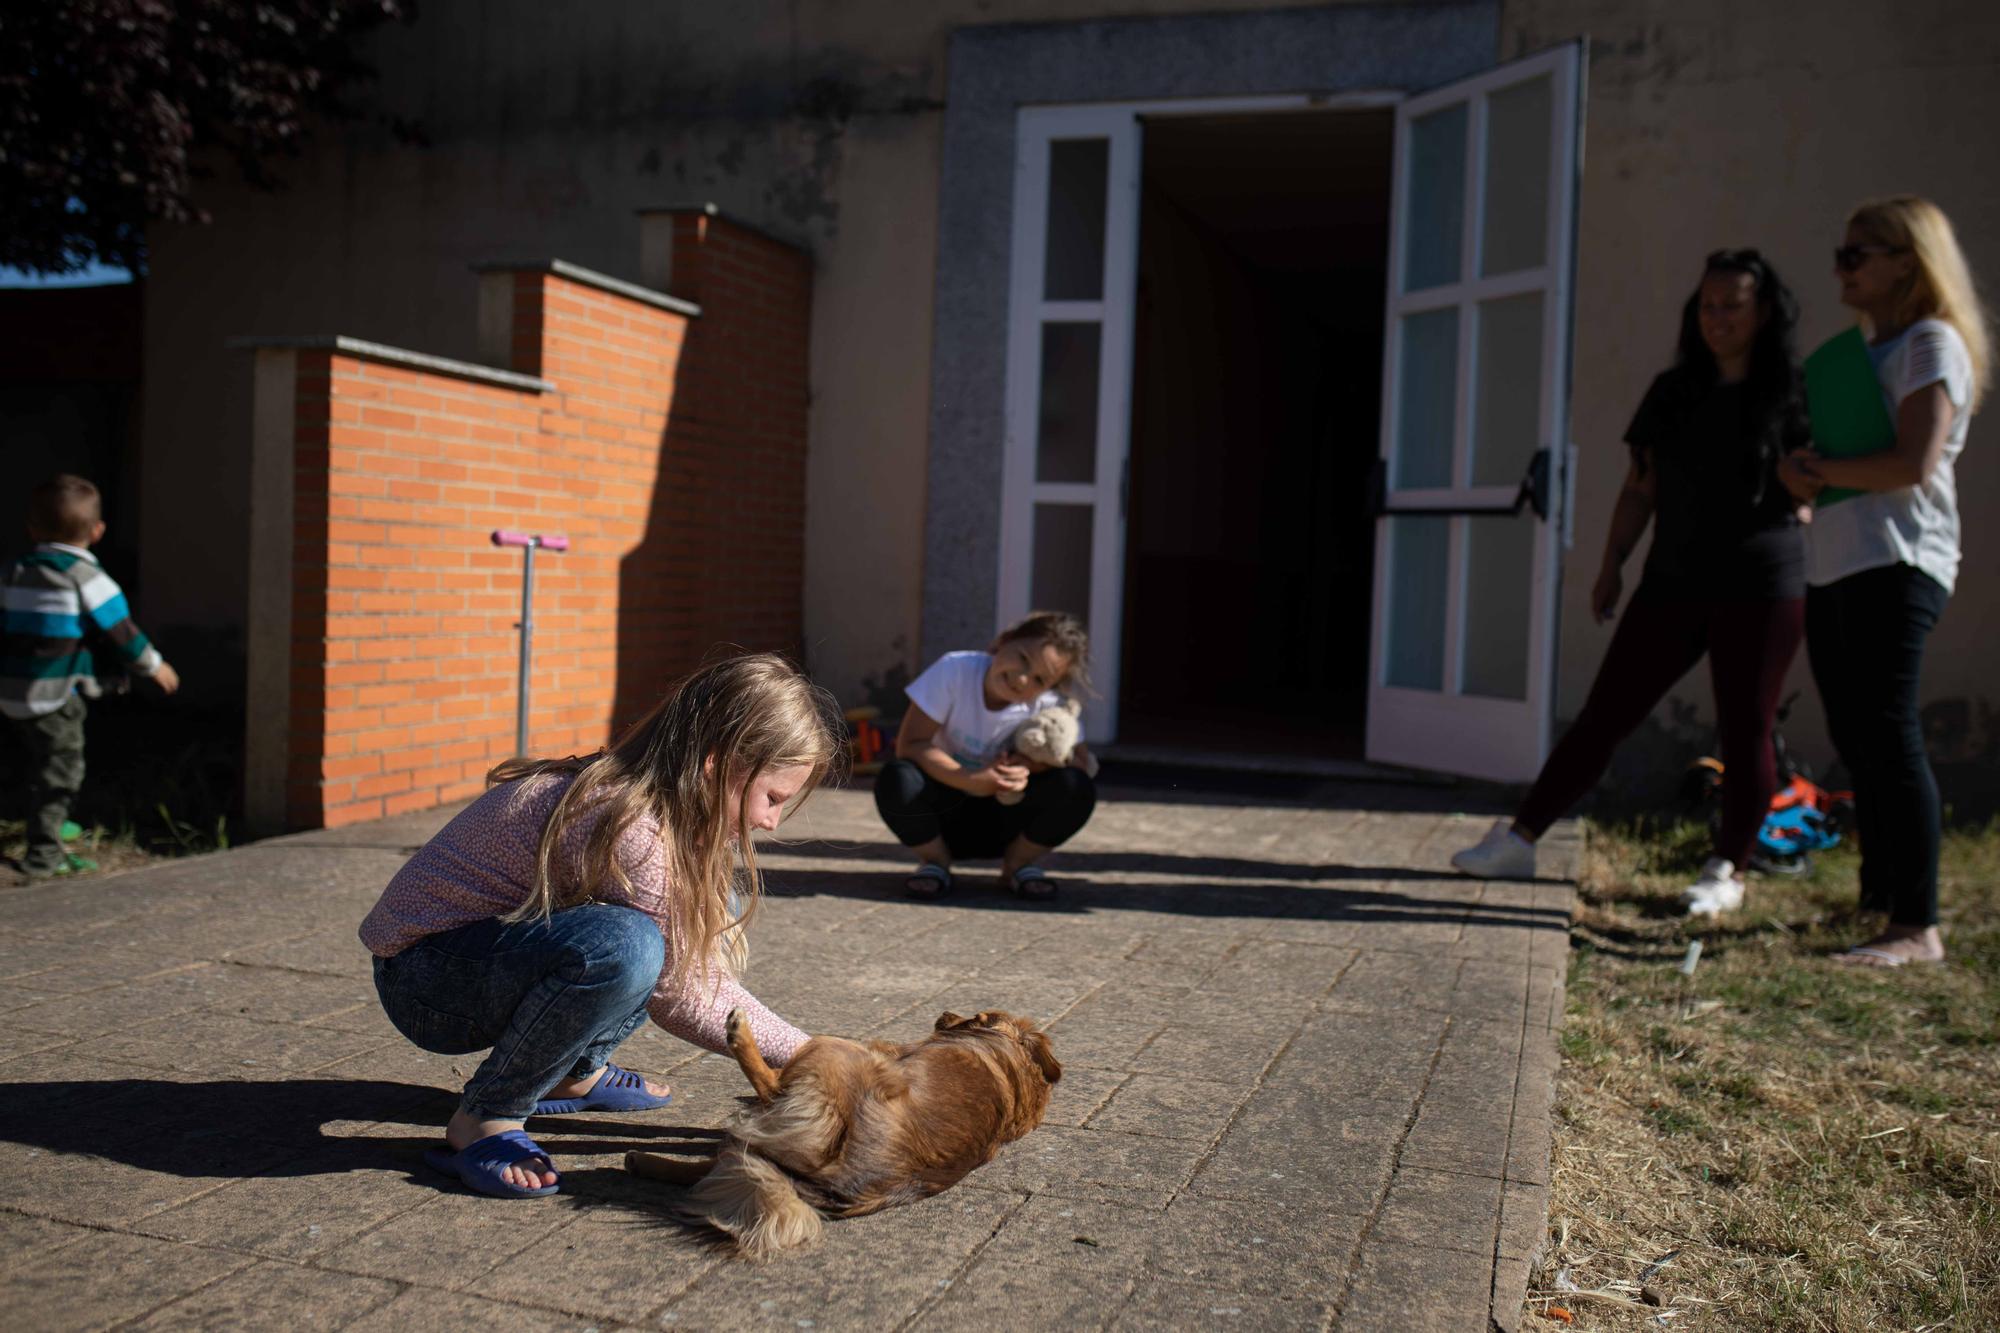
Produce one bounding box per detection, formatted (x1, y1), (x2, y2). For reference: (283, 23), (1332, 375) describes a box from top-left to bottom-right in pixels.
(2, 695), (237, 878)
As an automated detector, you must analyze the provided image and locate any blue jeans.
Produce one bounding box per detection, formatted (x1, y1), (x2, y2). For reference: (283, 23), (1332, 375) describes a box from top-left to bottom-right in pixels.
(372, 903), (665, 1120)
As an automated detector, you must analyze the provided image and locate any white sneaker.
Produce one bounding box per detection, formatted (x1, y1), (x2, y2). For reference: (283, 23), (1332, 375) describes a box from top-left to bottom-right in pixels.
(1681, 858), (1745, 916)
(1450, 820), (1537, 880)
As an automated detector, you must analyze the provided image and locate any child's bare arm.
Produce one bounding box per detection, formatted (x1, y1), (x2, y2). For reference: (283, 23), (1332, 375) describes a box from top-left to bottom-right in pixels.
(897, 706), (1023, 796)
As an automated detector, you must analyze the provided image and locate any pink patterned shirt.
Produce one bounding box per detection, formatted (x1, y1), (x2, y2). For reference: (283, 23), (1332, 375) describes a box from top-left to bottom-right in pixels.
(359, 773), (807, 1064)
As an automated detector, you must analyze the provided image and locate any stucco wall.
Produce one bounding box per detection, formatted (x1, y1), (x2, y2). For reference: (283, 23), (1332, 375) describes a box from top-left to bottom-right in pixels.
(139, 0), (1348, 714)
(140, 0), (2000, 786)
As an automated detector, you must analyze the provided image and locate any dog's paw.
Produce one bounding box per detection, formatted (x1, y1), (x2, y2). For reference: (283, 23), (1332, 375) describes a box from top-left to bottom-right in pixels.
(725, 1007), (749, 1046)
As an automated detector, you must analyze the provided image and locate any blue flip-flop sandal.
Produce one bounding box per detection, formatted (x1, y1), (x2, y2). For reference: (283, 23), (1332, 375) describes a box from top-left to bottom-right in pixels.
(423, 1129), (560, 1199)
(1005, 865), (1059, 900)
(532, 1063), (673, 1116)
(905, 862), (953, 899)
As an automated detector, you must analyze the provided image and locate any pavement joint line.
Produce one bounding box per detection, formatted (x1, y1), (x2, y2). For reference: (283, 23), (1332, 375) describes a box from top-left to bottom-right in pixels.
(1329, 1008), (1458, 1324)
(1171, 1004), (1318, 1194)
(95, 1240), (264, 1329)
(891, 1189), (1032, 1331)
(1072, 1072), (1134, 1128)
(640, 1253), (731, 1324)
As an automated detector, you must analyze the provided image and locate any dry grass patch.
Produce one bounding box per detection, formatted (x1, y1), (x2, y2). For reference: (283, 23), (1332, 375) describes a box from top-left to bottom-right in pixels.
(1531, 818), (2000, 1330)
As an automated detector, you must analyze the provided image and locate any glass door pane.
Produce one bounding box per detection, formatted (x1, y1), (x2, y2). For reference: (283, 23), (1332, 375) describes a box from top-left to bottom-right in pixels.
(1030, 502), (1095, 619)
(1385, 516), (1449, 690)
(1393, 307), (1460, 489)
(1403, 104), (1467, 291)
(1479, 75), (1553, 277)
(1037, 322), (1101, 483)
(1468, 293), (1544, 487)
(1460, 514), (1534, 700)
(1044, 139), (1110, 300)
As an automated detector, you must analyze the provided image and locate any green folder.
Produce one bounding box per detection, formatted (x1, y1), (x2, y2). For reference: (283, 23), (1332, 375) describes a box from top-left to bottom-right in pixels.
(1803, 326), (1894, 507)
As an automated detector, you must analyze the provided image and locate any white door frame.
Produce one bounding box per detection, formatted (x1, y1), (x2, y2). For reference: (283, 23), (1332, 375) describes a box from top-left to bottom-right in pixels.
(1364, 42), (1584, 783)
(998, 91), (1402, 744)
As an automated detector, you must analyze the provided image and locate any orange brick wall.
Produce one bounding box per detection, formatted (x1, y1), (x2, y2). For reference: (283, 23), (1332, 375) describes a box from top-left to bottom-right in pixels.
(278, 218), (810, 829)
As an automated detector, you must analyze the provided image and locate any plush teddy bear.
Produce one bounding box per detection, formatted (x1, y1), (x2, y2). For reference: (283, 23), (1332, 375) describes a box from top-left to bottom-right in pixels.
(996, 696), (1098, 805)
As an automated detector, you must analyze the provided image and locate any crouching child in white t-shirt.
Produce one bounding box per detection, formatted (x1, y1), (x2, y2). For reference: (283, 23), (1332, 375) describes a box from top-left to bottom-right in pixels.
(874, 612), (1097, 902)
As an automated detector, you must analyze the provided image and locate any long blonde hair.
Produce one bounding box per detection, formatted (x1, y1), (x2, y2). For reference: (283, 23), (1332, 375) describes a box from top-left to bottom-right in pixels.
(488, 653), (842, 990)
(1848, 195), (1992, 409)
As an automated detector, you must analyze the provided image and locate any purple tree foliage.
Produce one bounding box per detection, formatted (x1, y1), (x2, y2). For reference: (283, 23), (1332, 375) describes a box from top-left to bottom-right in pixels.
(0, 1), (414, 275)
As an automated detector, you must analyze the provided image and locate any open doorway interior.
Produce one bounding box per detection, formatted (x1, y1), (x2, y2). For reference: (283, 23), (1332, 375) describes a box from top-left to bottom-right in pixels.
(1117, 108), (1393, 759)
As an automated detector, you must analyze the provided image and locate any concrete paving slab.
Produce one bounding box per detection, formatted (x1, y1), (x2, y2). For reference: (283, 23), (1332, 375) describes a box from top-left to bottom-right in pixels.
(340, 1287), (600, 1332)
(1112, 1280), (1335, 1331)
(126, 1259), (402, 1330)
(0, 782), (1572, 1329)
(6, 1228), (255, 1332)
(923, 1260), (1135, 1331)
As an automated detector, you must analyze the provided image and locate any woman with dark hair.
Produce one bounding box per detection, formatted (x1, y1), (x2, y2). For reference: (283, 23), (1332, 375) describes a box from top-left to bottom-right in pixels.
(1452, 250), (1810, 915)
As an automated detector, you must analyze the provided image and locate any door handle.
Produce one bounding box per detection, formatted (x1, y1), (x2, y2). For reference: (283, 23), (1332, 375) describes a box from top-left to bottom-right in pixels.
(1371, 448), (1552, 519)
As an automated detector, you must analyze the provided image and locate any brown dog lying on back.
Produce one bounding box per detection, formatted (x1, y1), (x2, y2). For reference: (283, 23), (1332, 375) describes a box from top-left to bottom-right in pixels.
(629, 1007), (1061, 1257)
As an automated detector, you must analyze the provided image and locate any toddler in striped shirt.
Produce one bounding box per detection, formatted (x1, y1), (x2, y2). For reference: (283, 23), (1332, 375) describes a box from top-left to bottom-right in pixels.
(3, 474), (179, 879)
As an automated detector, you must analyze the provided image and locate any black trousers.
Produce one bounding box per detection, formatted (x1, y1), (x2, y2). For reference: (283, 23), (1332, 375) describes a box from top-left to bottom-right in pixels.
(1805, 563), (1949, 928)
(872, 758), (1096, 859)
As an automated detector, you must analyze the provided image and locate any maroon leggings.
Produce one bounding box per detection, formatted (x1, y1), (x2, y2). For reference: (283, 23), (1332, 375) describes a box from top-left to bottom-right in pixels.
(1516, 592), (1806, 866)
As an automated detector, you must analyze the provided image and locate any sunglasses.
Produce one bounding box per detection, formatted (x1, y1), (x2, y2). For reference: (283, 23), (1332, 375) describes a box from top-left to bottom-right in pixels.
(1833, 244), (1907, 272)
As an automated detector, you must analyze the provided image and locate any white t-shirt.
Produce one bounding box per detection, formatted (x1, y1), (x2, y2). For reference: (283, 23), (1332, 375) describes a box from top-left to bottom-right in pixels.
(904, 650), (1080, 768)
(1805, 318), (1973, 594)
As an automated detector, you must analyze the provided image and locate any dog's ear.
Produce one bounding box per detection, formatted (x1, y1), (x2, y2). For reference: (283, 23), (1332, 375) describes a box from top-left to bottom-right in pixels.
(1023, 1029), (1062, 1084)
(935, 1011), (969, 1031)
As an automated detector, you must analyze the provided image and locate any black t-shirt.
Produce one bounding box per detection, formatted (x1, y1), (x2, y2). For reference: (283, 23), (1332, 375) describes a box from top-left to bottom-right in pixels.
(1622, 370), (1807, 600)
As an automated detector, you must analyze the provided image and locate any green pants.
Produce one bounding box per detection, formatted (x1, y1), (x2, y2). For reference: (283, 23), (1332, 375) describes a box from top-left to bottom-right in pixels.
(14, 694), (86, 874)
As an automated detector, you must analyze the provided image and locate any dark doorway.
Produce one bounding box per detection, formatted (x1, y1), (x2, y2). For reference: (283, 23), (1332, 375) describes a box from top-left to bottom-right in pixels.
(1118, 108), (1393, 759)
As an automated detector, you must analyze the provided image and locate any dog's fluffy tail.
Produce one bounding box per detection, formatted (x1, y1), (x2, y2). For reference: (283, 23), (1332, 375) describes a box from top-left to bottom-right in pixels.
(681, 1140), (823, 1258)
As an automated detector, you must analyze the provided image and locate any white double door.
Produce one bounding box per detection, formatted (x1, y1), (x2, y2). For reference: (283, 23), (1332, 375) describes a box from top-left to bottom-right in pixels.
(996, 44), (1583, 781)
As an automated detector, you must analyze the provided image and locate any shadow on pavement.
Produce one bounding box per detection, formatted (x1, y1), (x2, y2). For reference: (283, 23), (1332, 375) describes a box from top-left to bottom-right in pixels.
(758, 859), (1569, 925)
(0, 1077), (728, 1182)
(769, 836), (1558, 886)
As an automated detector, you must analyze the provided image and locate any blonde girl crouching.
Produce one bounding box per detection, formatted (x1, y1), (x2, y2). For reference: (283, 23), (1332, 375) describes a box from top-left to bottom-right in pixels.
(359, 653), (842, 1197)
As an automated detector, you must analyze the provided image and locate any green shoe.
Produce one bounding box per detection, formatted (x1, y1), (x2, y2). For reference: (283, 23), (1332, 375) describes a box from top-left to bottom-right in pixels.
(59, 821), (85, 842)
(27, 853), (97, 880)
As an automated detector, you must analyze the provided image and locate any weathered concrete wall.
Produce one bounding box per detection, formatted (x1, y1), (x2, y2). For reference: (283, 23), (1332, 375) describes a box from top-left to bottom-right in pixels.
(139, 0), (1345, 715)
(141, 0), (2000, 791)
(1505, 0), (2000, 780)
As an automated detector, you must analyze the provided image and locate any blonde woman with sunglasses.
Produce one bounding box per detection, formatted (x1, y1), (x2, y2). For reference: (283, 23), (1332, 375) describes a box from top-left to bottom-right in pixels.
(1778, 196), (1991, 967)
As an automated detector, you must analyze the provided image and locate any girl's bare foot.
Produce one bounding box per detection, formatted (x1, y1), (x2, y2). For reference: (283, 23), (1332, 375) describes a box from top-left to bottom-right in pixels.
(545, 1067), (670, 1102)
(445, 1110), (556, 1191)
(1835, 924), (1945, 968)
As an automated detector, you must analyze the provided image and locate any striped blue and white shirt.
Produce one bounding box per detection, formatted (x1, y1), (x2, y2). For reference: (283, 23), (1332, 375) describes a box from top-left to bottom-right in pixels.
(1, 543), (163, 719)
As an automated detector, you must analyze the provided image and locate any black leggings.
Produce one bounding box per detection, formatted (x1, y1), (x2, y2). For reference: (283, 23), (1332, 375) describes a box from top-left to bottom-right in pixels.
(872, 759), (1096, 859)
(1515, 591), (1805, 869)
(1806, 563), (1948, 928)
